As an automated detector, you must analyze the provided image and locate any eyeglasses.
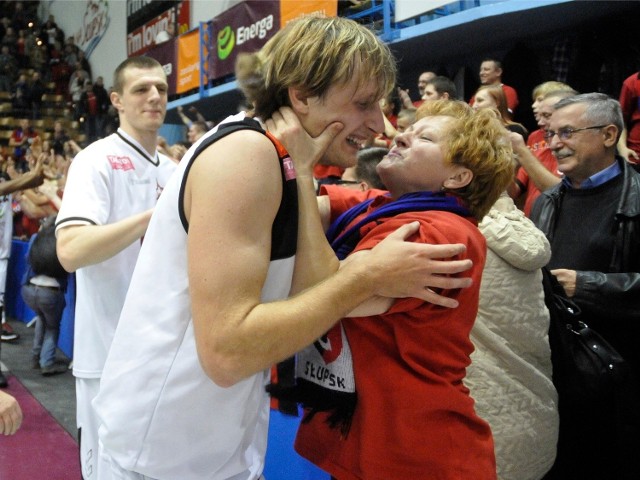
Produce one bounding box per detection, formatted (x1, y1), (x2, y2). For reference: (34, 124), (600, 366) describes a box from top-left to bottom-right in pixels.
(543, 125), (608, 141)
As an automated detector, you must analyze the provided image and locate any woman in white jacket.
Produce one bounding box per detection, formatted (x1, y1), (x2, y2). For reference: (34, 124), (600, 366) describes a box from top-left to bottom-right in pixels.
(465, 193), (559, 480)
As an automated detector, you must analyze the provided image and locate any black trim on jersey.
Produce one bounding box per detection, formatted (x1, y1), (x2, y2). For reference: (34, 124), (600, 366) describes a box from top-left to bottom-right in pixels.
(178, 118), (298, 261)
(55, 216), (98, 228)
(116, 132), (160, 166)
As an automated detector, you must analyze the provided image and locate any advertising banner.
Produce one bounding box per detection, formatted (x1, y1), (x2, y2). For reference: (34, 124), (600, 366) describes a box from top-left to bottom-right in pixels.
(127, 0), (190, 57)
(209, 1), (279, 81)
(176, 29), (201, 94)
(280, 0), (337, 27)
(146, 40), (178, 96)
(73, 0), (111, 59)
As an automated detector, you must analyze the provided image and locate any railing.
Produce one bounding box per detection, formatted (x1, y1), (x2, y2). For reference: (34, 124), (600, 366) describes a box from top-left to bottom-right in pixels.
(165, 0), (498, 109)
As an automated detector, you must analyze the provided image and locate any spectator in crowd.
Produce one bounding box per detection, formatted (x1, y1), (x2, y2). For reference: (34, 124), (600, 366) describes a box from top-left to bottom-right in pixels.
(49, 40), (71, 96)
(470, 59), (519, 118)
(77, 50), (91, 80)
(531, 93), (640, 480)
(465, 190), (558, 480)
(0, 149), (44, 387)
(398, 70), (436, 109)
(92, 76), (110, 138)
(618, 71), (640, 162)
(79, 80), (99, 144)
(12, 72), (30, 118)
(472, 84), (528, 140)
(1, 26), (17, 55)
(422, 75), (458, 101)
(22, 214), (70, 376)
(15, 29), (28, 68)
(42, 14), (65, 55)
(30, 41), (49, 80)
(9, 118), (39, 168)
(395, 108), (416, 133)
(63, 42), (77, 69)
(369, 91), (399, 147)
(339, 146), (388, 191)
(530, 81), (573, 125)
(177, 105), (215, 130)
(282, 98), (513, 479)
(0, 45), (16, 92)
(156, 136), (187, 163)
(69, 63), (89, 116)
(51, 120), (70, 156)
(93, 16), (474, 480)
(186, 121), (208, 146)
(509, 88), (576, 216)
(29, 70), (46, 119)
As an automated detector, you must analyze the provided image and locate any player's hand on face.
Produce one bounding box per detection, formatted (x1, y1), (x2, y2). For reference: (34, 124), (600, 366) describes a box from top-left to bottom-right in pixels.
(265, 107), (343, 176)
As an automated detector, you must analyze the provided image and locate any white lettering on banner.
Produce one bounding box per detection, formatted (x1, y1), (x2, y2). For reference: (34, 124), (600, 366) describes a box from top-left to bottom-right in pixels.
(128, 16), (171, 55)
(178, 63), (200, 87)
(237, 14), (274, 45)
(127, 32), (142, 54)
(127, 0), (153, 17)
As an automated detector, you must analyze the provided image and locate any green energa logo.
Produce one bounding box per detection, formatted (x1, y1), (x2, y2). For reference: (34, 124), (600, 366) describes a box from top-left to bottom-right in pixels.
(217, 25), (235, 60)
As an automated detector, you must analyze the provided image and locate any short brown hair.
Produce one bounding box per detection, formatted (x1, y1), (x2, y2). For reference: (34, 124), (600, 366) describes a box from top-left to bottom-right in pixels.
(416, 100), (514, 219)
(113, 56), (164, 94)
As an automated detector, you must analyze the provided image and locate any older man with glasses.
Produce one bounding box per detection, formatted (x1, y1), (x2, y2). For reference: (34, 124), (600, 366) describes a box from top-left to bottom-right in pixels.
(531, 93), (640, 480)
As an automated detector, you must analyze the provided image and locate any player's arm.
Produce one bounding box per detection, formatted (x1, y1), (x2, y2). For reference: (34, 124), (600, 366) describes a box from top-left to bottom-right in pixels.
(56, 209), (153, 272)
(187, 131), (476, 388)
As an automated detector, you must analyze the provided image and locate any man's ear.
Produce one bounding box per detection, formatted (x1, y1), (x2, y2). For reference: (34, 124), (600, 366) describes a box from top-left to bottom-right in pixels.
(441, 92), (450, 100)
(603, 124), (619, 148)
(443, 167), (473, 190)
(288, 87), (310, 114)
(110, 91), (122, 112)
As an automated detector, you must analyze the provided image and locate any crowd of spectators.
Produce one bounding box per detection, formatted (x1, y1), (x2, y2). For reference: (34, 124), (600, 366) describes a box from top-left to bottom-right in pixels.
(0, 1), (83, 239)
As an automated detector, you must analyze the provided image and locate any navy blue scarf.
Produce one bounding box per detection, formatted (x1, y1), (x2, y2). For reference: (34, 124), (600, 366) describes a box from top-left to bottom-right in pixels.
(327, 191), (472, 260)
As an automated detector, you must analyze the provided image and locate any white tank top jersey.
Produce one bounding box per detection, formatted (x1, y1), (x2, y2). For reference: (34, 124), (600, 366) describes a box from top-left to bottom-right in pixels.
(94, 113), (298, 480)
(55, 129), (177, 378)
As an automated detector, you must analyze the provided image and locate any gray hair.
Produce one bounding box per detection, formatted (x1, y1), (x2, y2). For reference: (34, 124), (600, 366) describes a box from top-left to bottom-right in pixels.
(553, 93), (623, 141)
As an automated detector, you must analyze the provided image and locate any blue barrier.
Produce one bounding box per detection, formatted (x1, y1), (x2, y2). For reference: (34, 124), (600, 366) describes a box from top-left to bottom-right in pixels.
(6, 239), (75, 358)
(265, 410), (330, 480)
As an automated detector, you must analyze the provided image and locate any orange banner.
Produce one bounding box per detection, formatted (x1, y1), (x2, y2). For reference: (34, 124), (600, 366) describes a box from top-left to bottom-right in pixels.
(176, 29), (200, 94)
(280, 0), (337, 27)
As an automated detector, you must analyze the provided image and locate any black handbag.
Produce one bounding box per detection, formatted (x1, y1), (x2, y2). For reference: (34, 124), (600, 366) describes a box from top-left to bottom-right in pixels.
(541, 268), (640, 479)
(541, 267), (632, 401)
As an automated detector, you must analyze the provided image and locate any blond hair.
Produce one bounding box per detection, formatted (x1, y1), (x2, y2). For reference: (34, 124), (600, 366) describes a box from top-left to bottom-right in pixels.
(236, 14), (396, 119)
(532, 81), (574, 101)
(416, 100), (514, 219)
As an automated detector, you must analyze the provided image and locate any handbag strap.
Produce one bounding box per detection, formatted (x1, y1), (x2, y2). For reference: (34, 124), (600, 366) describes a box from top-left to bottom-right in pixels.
(541, 267), (582, 330)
